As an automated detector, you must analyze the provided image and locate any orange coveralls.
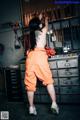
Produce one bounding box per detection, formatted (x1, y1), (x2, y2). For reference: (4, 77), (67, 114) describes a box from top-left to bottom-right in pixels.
(24, 48), (54, 91)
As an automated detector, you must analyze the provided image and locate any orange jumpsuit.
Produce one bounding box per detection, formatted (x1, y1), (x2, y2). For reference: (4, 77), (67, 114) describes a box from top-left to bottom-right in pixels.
(24, 48), (54, 91)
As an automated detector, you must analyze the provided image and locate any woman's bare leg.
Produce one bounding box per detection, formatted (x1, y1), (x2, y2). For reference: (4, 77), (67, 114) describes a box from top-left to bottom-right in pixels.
(27, 91), (37, 115)
(47, 84), (59, 114)
(27, 91), (34, 106)
(47, 84), (56, 102)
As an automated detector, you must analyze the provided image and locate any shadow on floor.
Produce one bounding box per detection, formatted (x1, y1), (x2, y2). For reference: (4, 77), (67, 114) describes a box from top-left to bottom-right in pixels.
(0, 95), (80, 120)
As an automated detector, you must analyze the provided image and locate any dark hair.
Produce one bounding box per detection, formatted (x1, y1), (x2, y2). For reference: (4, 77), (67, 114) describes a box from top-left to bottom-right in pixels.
(29, 17), (45, 50)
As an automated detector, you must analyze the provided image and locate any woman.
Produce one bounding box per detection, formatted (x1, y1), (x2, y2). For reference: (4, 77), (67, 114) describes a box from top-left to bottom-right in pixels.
(24, 15), (59, 115)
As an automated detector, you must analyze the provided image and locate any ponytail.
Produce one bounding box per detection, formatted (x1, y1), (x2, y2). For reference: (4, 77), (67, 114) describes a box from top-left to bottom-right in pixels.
(30, 30), (36, 50)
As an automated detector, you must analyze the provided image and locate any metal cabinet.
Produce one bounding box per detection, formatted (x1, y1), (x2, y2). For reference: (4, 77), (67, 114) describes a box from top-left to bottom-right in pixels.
(48, 55), (80, 103)
(59, 77), (80, 85)
(57, 59), (78, 68)
(49, 61), (57, 69)
(20, 55), (80, 104)
(4, 67), (23, 102)
(58, 68), (78, 77)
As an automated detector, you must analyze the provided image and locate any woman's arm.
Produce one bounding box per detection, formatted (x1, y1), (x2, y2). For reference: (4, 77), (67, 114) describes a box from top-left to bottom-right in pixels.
(45, 17), (48, 31)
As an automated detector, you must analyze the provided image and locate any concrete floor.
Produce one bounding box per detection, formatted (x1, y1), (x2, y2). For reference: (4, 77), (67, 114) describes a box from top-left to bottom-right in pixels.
(0, 95), (80, 120)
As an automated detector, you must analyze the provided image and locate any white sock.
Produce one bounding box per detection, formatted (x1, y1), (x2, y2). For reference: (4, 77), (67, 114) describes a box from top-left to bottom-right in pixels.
(52, 101), (57, 106)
